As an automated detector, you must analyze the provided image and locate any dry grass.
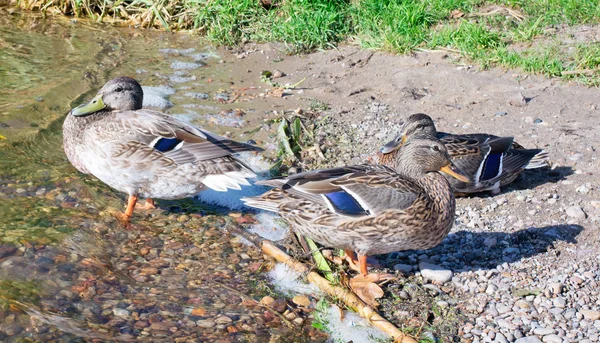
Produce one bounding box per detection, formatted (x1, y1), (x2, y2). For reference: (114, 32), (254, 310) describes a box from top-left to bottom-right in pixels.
(10, 0), (600, 83)
(13, 0), (197, 29)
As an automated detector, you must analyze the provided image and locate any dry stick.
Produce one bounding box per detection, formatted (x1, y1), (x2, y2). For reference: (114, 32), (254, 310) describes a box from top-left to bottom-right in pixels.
(561, 69), (600, 76)
(227, 223), (418, 343)
(468, 6), (524, 21)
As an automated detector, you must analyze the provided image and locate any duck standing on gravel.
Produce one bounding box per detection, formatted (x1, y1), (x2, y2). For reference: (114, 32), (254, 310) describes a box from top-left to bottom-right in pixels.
(376, 113), (549, 195)
(63, 76), (263, 224)
(243, 138), (468, 276)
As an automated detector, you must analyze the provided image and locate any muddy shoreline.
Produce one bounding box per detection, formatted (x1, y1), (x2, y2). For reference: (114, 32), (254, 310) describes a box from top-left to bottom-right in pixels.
(2, 12), (600, 341)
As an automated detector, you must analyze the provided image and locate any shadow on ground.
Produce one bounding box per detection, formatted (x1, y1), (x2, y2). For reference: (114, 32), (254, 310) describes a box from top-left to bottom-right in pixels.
(385, 224), (583, 272)
(508, 165), (574, 192)
(457, 166), (574, 199)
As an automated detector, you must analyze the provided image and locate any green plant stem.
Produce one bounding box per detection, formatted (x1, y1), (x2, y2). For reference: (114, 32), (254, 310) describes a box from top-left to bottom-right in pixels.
(303, 236), (336, 283)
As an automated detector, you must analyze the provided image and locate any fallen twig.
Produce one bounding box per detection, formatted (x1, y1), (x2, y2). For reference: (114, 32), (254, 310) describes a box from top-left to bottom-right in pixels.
(416, 47), (462, 54)
(468, 5), (524, 21)
(561, 69), (600, 76)
(226, 222), (418, 343)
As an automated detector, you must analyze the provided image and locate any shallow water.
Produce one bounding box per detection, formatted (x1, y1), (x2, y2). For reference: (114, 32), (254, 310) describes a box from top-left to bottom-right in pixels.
(0, 9), (324, 342)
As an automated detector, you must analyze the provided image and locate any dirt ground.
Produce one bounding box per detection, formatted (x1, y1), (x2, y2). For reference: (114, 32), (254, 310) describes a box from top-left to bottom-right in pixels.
(232, 41), (600, 259)
(3, 11), (599, 341)
(224, 42), (600, 341)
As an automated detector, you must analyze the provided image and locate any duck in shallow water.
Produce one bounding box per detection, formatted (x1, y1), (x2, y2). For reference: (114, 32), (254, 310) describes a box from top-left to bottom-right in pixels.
(242, 138), (468, 276)
(376, 113), (549, 195)
(63, 76), (262, 224)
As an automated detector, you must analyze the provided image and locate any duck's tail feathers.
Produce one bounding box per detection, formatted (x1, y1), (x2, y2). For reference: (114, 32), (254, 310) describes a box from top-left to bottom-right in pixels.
(254, 178), (287, 188)
(241, 196), (280, 213)
(201, 170), (255, 192)
(500, 148), (544, 173)
(525, 150), (550, 169)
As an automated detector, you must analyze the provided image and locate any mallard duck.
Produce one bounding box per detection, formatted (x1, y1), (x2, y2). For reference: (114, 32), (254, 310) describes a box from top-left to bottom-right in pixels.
(242, 138), (468, 276)
(63, 76), (263, 224)
(377, 113), (549, 195)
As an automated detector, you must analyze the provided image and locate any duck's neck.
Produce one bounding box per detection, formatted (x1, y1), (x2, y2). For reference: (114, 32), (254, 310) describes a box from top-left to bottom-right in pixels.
(63, 112), (104, 142)
(374, 149), (398, 166)
(416, 172), (456, 235)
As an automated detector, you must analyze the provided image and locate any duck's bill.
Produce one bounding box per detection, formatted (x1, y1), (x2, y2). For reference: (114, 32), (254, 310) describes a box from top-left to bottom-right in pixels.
(0, 134), (5, 140)
(440, 163), (470, 183)
(379, 134), (407, 154)
(71, 94), (106, 116)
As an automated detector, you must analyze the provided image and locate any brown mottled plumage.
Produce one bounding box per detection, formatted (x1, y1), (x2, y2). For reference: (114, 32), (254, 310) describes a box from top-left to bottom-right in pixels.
(63, 76), (263, 224)
(377, 113), (549, 194)
(242, 138), (468, 276)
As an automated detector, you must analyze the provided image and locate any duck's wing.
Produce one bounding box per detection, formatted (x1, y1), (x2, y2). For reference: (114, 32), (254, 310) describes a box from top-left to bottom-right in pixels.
(438, 132), (515, 182)
(245, 165), (420, 224)
(438, 132), (549, 193)
(89, 109), (262, 166)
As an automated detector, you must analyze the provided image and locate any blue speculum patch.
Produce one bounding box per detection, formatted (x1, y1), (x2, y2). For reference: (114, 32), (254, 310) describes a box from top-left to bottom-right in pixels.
(481, 153), (502, 180)
(324, 191), (367, 215)
(153, 138), (182, 152)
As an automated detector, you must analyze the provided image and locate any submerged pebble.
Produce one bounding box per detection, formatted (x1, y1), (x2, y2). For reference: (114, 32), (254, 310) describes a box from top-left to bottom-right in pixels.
(184, 92), (210, 100)
(170, 61), (205, 70)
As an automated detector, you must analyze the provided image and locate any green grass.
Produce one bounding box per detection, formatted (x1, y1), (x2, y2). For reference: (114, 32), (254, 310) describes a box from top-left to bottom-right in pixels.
(15, 0), (600, 82)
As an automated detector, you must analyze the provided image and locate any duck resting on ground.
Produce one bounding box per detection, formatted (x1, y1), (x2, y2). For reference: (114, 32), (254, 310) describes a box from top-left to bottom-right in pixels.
(63, 76), (263, 224)
(242, 138), (468, 276)
(376, 113), (549, 195)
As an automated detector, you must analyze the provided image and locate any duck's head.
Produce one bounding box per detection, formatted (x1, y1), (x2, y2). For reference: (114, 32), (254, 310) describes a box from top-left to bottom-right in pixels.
(393, 138), (469, 182)
(380, 113), (437, 154)
(71, 76), (143, 116)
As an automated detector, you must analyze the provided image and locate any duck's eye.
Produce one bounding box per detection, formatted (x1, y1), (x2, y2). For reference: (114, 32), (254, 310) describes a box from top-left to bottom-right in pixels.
(416, 124), (426, 130)
(431, 145), (440, 152)
(115, 87), (123, 92)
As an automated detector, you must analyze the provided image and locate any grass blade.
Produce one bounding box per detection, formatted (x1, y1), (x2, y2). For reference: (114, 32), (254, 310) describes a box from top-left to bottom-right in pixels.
(276, 119), (294, 157)
(304, 236), (336, 283)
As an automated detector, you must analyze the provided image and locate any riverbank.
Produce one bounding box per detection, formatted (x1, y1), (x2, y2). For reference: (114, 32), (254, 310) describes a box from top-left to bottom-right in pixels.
(2, 5), (600, 342)
(8, 0), (600, 84)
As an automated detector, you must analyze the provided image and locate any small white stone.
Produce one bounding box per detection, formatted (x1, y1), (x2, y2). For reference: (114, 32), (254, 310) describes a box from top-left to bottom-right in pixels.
(549, 282), (563, 295)
(112, 308), (130, 318)
(533, 327), (555, 335)
(515, 337), (543, 343)
(581, 309), (600, 321)
(553, 297), (567, 308)
(418, 262), (453, 283)
(542, 335), (562, 343)
(485, 284), (498, 294)
(566, 206), (587, 220)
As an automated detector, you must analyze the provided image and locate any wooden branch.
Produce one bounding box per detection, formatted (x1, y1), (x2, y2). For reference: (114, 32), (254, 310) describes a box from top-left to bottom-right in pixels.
(227, 222), (417, 343)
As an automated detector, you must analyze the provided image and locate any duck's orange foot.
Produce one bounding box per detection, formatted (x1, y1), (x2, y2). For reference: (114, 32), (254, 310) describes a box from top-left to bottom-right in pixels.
(135, 198), (156, 211)
(113, 212), (132, 227)
(114, 194), (138, 227)
(342, 251), (382, 275)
